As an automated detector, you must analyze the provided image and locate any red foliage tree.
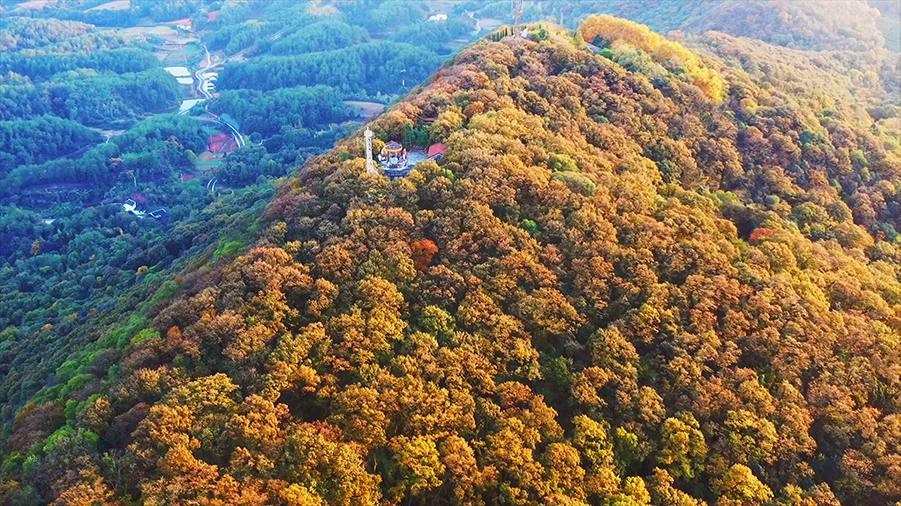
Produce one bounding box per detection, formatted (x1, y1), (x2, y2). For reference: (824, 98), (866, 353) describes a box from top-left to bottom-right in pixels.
(410, 240), (439, 272)
(749, 227), (776, 241)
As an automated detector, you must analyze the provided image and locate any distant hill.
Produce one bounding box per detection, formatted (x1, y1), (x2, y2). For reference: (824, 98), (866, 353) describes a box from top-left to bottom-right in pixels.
(534, 0), (890, 52)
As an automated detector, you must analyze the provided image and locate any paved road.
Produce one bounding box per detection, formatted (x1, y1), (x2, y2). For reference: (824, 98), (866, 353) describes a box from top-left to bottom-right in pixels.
(218, 117), (245, 148)
(192, 44), (244, 148)
(467, 10), (481, 32)
(195, 44), (214, 100)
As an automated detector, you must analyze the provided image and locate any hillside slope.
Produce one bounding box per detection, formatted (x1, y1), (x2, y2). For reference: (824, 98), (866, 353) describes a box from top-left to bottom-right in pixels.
(2, 18), (900, 506)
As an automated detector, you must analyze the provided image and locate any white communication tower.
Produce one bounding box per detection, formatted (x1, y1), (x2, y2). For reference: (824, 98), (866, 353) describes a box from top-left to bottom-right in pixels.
(364, 127), (377, 174)
(512, 0), (523, 32)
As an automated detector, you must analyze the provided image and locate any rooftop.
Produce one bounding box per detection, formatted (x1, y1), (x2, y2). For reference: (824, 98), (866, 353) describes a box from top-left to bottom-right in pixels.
(428, 143), (446, 158)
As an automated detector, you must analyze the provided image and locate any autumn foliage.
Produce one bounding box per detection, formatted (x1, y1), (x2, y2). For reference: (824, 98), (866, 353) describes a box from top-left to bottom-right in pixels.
(749, 227), (776, 242)
(1, 14), (900, 506)
(410, 239), (438, 271)
(579, 15), (725, 100)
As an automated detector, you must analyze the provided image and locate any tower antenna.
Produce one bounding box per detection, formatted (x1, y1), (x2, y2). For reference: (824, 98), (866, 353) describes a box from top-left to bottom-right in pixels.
(364, 128), (377, 174)
(512, 0), (523, 33)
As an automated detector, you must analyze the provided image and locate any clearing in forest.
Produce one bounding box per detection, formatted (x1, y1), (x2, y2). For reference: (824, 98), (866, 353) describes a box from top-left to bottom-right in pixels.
(344, 101), (386, 119)
(87, 0), (130, 11)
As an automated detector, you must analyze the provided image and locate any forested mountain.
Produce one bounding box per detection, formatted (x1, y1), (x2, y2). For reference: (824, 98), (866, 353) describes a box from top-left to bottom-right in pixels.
(0, 116), (101, 167)
(212, 86), (348, 138)
(267, 20), (366, 56)
(0, 17), (94, 51)
(217, 42), (447, 95)
(532, 0), (890, 51)
(0, 11), (180, 194)
(0, 7), (898, 505)
(0, 67), (179, 126)
(0, 48), (159, 82)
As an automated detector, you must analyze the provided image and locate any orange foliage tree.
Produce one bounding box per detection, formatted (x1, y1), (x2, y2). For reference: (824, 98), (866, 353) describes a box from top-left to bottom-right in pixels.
(410, 239), (438, 271)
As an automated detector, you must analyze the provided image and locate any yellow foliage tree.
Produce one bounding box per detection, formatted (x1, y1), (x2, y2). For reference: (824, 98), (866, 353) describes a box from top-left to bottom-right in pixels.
(578, 15), (724, 101)
(713, 464), (774, 506)
(389, 435), (446, 499)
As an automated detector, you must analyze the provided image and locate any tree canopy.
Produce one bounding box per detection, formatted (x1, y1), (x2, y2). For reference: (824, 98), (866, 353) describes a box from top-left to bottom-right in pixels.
(0, 7), (899, 506)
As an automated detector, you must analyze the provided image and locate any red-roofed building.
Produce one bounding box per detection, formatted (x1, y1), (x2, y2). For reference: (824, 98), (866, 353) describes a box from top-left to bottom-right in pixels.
(181, 174), (200, 183)
(207, 10), (220, 22)
(428, 143), (446, 161)
(163, 18), (192, 31)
